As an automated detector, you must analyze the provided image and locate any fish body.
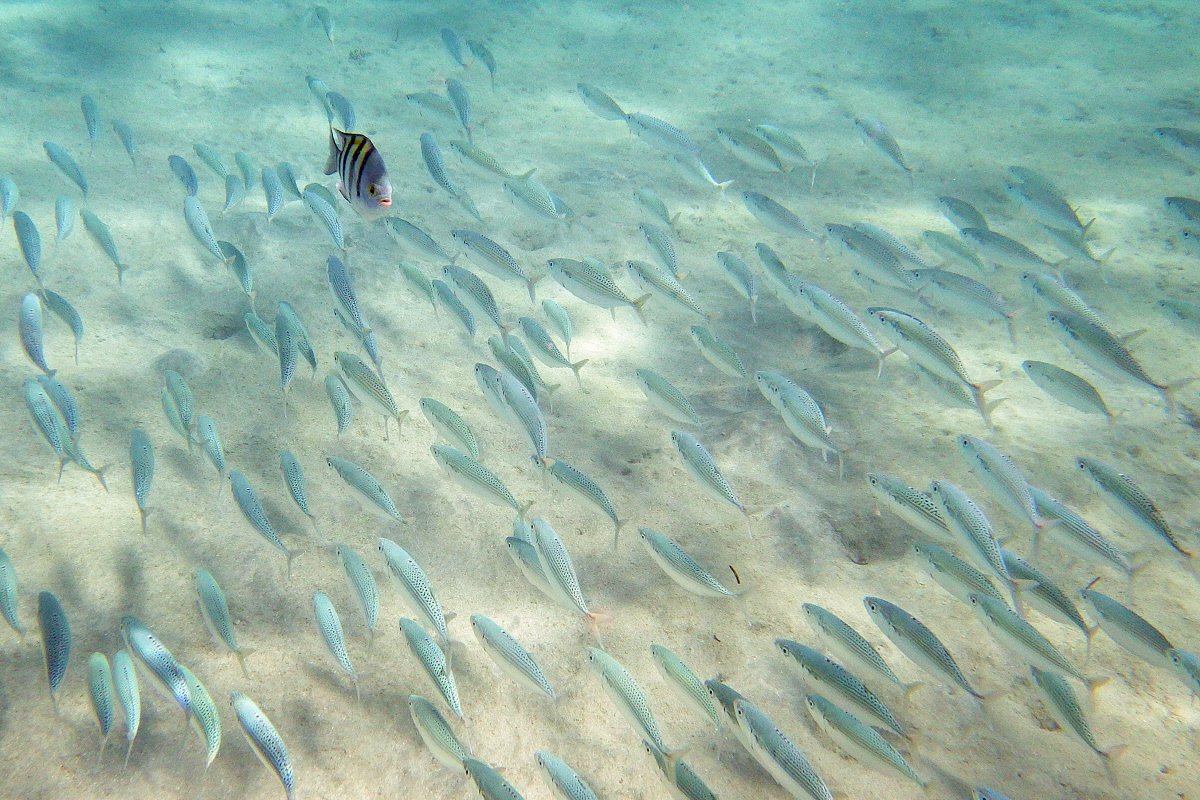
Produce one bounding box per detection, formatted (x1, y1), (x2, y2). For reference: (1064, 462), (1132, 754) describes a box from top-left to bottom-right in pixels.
(776, 639), (904, 734)
(194, 143), (228, 178)
(262, 167), (284, 219)
(755, 372), (841, 473)
(855, 117), (911, 176)
(471, 614), (554, 698)
(923, 229), (986, 272)
(930, 480), (1014, 588)
(123, 615), (190, 718)
(421, 398), (480, 459)
(431, 444), (524, 515)
(130, 429), (154, 533)
(87, 652), (115, 757)
(1029, 666), (1120, 772)
(545, 458), (622, 540)
(312, 591), (359, 699)
(1022, 360), (1111, 421)
(969, 592), (1088, 684)
(327, 456), (403, 523)
(195, 415), (226, 478)
(54, 195), (75, 241)
(13, 211), (42, 282)
(635, 369), (700, 425)
(755, 124), (815, 169)
(196, 568), (251, 677)
(327, 255), (368, 339)
(0, 549), (22, 635)
(279, 450), (317, 526)
(400, 617), (461, 717)
(229, 471), (298, 574)
(638, 528), (736, 599)
(961, 227), (1056, 270)
(443, 264), (506, 334)
(0, 175), (16, 221)
(464, 759), (526, 800)
(304, 187), (344, 249)
(113, 650), (140, 766)
(785, 279), (895, 374)
(231, 692), (294, 800)
(434, 279), (476, 338)
(577, 84), (626, 120)
(743, 191), (817, 241)
(1079, 584), (1174, 669)
(39, 591), (71, 708)
(1030, 487), (1133, 577)
(804, 693), (925, 787)
(650, 644), (719, 728)
(80, 209), (123, 281)
(825, 223), (912, 288)
(180, 666), (220, 769)
(324, 129), (392, 218)
(336, 545), (378, 643)
(718, 127), (786, 172)
(733, 698), (835, 800)
(1048, 310), (1178, 409)
(866, 472), (950, 542)
(334, 351), (406, 437)
(1076, 457), (1186, 555)
(384, 217), (454, 262)
(535, 751), (598, 800)
(517, 317), (587, 384)
(440, 28), (469, 66)
(452, 229), (536, 302)
(531, 518), (591, 616)
(467, 39), (497, 85)
(113, 119), (137, 163)
(45, 141), (88, 195)
(716, 251), (759, 321)
(183, 196), (224, 261)
(1001, 549), (1089, 637)
(913, 541), (1005, 607)
(671, 431), (750, 534)
(587, 646), (669, 752)
(410, 694), (468, 769)
(378, 538), (450, 645)
(689, 324), (746, 378)
(957, 434), (1042, 529)
(19, 292), (51, 374)
(627, 259), (707, 317)
(1154, 126), (1200, 167)
(864, 596), (982, 698)
(625, 112), (701, 156)
(169, 154), (199, 195)
(547, 258), (649, 319)
(801, 603), (911, 692)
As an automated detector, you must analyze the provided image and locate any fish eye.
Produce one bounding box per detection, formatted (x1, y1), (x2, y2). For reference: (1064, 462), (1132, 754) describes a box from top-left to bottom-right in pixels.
(367, 185), (377, 196)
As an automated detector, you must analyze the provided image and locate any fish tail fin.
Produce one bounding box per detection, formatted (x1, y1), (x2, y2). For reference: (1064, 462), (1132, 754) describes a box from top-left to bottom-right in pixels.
(395, 409), (410, 437)
(235, 648), (255, 679)
(1100, 743), (1127, 785)
(633, 293), (653, 326)
(716, 178), (735, 201)
(323, 130), (342, 175)
(970, 379), (1003, 429)
(285, 548), (305, 580)
(571, 359), (589, 388)
(1086, 675), (1110, 701)
(518, 499), (535, 521)
(1160, 376), (1197, 415)
(876, 346), (899, 378)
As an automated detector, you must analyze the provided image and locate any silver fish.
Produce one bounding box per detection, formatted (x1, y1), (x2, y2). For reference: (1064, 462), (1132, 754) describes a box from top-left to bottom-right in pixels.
(547, 258), (650, 321)
(625, 112), (701, 157)
(19, 292), (51, 374)
(229, 470), (300, 576)
(183, 196), (224, 261)
(113, 119), (137, 163)
(196, 568), (252, 677)
(327, 456), (404, 524)
(312, 590), (359, 700)
(45, 141), (88, 196)
(855, 117), (911, 177)
(671, 430), (752, 536)
(129, 429), (154, 534)
(39, 591), (71, 710)
(379, 538), (450, 645)
(400, 617), (461, 717)
(13, 211), (42, 283)
(169, 154), (199, 195)
(80, 210), (123, 282)
(231, 692), (295, 800)
(304, 186), (344, 249)
(743, 191), (817, 241)
(577, 83), (626, 120)
(471, 614), (554, 699)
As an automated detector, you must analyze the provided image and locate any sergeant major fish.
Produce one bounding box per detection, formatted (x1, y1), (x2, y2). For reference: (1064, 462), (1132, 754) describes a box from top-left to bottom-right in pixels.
(324, 129), (392, 219)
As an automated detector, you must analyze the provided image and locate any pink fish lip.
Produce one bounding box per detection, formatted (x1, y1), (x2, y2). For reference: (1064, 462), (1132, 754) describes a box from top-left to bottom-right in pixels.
(378, 197), (392, 206)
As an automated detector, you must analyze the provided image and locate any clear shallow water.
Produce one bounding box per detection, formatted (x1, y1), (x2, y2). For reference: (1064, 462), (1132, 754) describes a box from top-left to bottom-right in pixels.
(2, 1), (1200, 799)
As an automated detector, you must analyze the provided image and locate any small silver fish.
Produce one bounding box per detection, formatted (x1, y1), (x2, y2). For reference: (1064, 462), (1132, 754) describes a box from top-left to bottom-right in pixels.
(854, 117), (912, 178)
(231, 692), (295, 800)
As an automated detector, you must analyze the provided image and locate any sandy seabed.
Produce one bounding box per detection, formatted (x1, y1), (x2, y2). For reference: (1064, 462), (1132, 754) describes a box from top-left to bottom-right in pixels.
(2, 1), (1200, 799)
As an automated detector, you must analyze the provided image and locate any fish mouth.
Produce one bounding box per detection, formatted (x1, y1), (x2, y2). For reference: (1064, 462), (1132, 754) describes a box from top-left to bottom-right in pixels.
(378, 197), (392, 205)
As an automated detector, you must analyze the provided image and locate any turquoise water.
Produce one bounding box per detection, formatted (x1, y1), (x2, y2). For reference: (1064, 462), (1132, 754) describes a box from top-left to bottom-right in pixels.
(2, 1), (1199, 799)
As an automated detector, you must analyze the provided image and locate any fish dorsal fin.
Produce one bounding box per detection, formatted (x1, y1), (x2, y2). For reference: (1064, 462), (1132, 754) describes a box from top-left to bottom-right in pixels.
(324, 129), (348, 176)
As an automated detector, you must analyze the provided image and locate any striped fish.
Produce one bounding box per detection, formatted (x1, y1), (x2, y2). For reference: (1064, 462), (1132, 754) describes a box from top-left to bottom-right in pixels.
(323, 129), (392, 219)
